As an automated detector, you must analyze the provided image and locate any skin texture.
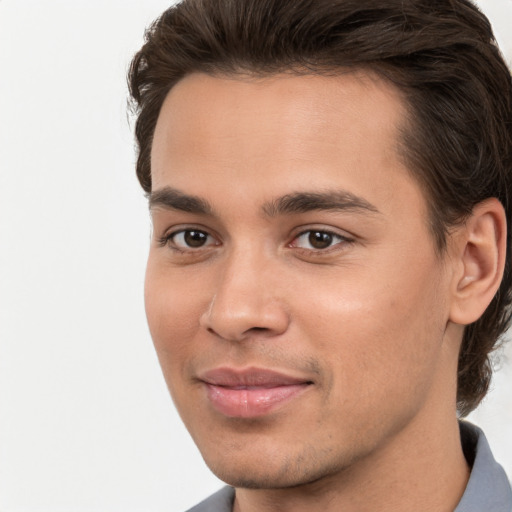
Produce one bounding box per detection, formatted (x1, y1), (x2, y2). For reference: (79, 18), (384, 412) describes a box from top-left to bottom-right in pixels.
(146, 72), (506, 512)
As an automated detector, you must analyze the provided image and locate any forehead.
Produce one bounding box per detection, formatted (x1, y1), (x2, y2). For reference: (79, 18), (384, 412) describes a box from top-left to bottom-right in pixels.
(150, 71), (424, 222)
(152, 71), (407, 169)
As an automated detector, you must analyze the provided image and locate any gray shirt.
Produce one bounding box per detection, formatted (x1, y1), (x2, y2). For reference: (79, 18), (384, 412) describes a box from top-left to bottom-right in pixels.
(186, 422), (512, 512)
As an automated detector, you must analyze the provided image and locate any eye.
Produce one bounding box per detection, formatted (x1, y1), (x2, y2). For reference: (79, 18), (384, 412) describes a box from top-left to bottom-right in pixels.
(290, 230), (350, 250)
(161, 229), (218, 250)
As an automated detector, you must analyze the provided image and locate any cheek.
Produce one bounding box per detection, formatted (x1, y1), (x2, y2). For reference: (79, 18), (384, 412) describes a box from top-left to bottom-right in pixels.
(144, 259), (205, 375)
(294, 257), (448, 404)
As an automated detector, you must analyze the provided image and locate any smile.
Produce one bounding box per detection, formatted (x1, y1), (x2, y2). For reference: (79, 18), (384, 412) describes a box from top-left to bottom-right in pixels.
(199, 367), (313, 418)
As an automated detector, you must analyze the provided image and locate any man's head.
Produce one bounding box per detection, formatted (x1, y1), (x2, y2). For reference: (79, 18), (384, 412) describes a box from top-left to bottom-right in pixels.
(128, 0), (511, 490)
(129, 0), (512, 417)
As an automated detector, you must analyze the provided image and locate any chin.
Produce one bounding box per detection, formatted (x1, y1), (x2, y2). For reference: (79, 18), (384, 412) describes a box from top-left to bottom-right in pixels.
(200, 441), (351, 490)
(209, 465), (312, 490)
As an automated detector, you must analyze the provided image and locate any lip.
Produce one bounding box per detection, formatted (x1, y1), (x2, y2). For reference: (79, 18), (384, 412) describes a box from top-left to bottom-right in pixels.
(198, 367), (313, 418)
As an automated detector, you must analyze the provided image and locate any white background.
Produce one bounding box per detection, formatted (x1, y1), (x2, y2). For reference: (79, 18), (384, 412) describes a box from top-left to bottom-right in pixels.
(1, 1), (511, 511)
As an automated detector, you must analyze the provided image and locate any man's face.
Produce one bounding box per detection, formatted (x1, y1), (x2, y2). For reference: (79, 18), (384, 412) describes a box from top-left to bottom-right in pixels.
(146, 72), (459, 488)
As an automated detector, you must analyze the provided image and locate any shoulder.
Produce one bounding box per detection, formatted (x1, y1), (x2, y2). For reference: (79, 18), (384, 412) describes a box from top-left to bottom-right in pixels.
(185, 486), (235, 512)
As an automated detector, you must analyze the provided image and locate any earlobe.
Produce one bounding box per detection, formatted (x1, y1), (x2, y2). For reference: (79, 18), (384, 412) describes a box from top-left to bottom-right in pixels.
(449, 198), (507, 325)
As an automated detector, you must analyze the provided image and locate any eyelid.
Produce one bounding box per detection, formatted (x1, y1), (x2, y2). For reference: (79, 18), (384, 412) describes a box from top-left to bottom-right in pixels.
(156, 224), (354, 253)
(288, 227), (354, 251)
(157, 225), (220, 250)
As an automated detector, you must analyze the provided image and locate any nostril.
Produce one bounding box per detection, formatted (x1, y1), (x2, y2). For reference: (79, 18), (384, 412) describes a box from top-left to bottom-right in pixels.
(205, 325), (271, 341)
(242, 326), (271, 337)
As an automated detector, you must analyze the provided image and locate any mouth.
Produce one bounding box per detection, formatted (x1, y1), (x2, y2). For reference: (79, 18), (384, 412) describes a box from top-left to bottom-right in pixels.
(198, 367), (313, 418)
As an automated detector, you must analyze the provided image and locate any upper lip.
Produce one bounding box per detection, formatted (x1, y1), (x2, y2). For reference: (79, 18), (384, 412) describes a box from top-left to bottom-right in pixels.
(198, 367), (312, 388)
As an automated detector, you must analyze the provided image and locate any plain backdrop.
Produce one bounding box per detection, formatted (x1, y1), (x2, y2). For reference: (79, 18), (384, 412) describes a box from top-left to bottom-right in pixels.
(1, 1), (511, 511)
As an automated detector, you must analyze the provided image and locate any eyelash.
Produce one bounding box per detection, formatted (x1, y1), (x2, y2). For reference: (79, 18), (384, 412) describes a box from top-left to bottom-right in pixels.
(289, 229), (353, 252)
(158, 228), (353, 254)
(157, 229), (217, 251)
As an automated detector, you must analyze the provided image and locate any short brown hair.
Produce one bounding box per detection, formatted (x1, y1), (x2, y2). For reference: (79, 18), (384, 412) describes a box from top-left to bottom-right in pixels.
(128, 0), (512, 416)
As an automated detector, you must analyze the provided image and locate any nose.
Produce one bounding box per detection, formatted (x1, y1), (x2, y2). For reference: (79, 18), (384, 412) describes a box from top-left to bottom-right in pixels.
(199, 250), (290, 342)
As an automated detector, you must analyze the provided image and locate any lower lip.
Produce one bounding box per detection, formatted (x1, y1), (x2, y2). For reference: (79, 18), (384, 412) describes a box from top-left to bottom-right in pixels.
(205, 383), (310, 418)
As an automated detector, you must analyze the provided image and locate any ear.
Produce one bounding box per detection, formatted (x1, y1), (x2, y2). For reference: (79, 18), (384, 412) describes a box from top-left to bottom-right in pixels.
(449, 198), (507, 325)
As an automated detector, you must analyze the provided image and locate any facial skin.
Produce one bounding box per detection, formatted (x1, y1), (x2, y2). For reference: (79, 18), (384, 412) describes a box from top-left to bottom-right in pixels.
(146, 72), (479, 511)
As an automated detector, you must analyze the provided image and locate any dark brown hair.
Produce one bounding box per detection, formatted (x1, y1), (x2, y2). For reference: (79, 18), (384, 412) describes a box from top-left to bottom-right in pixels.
(128, 0), (512, 416)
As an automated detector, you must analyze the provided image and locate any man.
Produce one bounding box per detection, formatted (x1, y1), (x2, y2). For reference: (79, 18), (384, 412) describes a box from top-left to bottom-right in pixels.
(128, 0), (512, 510)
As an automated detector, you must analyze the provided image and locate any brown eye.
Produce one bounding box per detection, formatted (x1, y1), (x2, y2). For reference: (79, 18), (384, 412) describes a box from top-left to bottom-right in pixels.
(291, 230), (349, 251)
(184, 230), (208, 247)
(308, 231), (333, 249)
(170, 229), (216, 249)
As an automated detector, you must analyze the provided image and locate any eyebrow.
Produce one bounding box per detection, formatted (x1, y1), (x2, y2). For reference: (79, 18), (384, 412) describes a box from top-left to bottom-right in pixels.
(262, 191), (380, 217)
(148, 187), (214, 215)
(148, 187), (380, 218)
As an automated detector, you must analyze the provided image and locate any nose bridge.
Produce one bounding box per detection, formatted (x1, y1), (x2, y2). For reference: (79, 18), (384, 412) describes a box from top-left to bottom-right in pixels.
(200, 243), (289, 341)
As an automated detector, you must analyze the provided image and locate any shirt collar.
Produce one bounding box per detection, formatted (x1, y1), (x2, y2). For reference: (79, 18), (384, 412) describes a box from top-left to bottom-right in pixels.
(455, 421), (512, 512)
